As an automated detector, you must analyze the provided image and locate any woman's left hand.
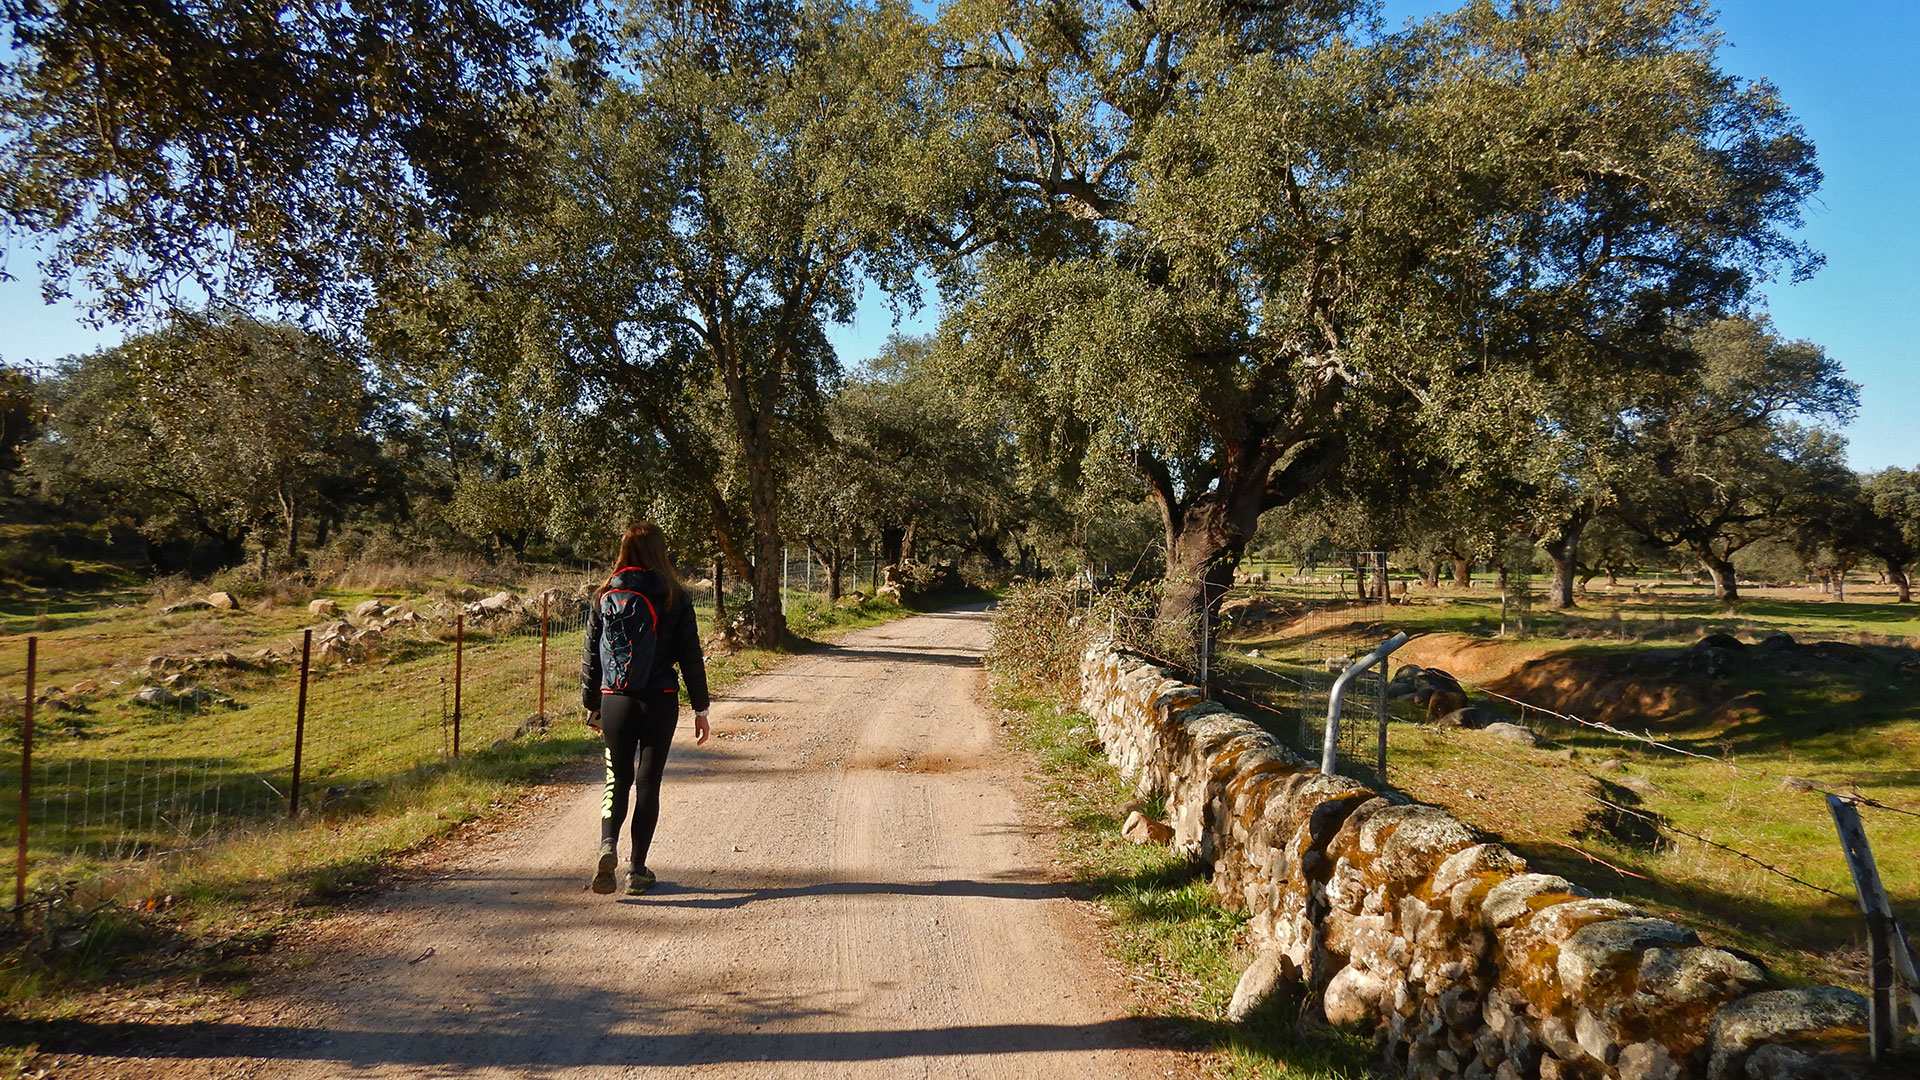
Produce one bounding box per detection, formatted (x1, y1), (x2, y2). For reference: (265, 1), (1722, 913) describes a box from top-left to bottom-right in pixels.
(694, 709), (711, 745)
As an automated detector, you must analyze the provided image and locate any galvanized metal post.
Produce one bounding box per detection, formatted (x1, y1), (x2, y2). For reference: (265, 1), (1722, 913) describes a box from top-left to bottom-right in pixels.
(1322, 632), (1409, 776)
(453, 614), (464, 757)
(15, 637), (35, 920)
(538, 594), (549, 722)
(1830, 795), (1919, 1059)
(290, 629), (312, 818)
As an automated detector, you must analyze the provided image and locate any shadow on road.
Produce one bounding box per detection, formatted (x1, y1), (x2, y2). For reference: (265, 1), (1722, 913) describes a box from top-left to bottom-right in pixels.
(629, 876), (1083, 909)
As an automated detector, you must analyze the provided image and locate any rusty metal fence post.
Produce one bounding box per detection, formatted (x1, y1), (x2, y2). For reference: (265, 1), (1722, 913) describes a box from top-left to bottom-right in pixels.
(453, 614), (464, 757)
(290, 628), (312, 819)
(15, 636), (35, 920)
(538, 594), (549, 722)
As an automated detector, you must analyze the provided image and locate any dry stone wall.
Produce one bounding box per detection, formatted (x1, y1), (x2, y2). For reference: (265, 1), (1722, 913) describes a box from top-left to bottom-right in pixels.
(1078, 639), (1874, 1080)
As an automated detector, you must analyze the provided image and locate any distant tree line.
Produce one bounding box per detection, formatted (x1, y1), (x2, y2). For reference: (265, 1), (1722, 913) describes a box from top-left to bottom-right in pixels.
(1, 0), (1910, 643)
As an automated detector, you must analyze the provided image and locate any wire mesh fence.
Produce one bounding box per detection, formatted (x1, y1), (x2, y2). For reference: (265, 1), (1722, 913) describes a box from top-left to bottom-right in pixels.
(2, 586), (600, 908)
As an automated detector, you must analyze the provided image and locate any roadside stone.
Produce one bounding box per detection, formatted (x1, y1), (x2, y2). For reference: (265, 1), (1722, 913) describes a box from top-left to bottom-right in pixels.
(1228, 950), (1299, 1022)
(1322, 964), (1385, 1026)
(1121, 810), (1174, 846)
(309, 598), (340, 617)
(352, 598), (386, 619)
(206, 591), (237, 610)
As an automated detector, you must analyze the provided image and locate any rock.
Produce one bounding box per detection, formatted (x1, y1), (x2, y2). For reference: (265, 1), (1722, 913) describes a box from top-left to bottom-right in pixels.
(1321, 964), (1385, 1027)
(1706, 987), (1869, 1080)
(130, 686), (175, 705)
(1121, 810), (1174, 846)
(161, 598), (214, 614)
(1755, 633), (1797, 652)
(1617, 774), (1663, 797)
(1228, 950), (1299, 1023)
(478, 591), (516, 612)
(1438, 706), (1508, 729)
(1558, 917), (1697, 999)
(352, 598), (386, 619)
(309, 598), (340, 617)
(1245, 648), (1262, 659)
(1477, 722), (1538, 746)
(1690, 644), (1742, 678)
(1696, 633), (1747, 652)
(1617, 1040), (1681, 1080)
(206, 591), (237, 610)
(1803, 641), (1873, 665)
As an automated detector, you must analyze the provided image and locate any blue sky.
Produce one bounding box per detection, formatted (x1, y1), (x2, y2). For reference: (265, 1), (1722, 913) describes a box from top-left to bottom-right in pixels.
(5, 2), (1914, 469)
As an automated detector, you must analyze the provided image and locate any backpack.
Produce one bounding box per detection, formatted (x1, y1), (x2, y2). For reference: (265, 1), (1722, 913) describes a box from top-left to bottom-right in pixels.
(596, 569), (660, 694)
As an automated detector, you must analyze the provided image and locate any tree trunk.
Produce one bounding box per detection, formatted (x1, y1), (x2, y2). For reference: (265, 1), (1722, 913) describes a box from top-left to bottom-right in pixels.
(1893, 566), (1912, 603)
(712, 557), (727, 622)
(1452, 558), (1472, 589)
(1543, 515), (1586, 610)
(1833, 573), (1846, 601)
(1155, 499), (1247, 628)
(1421, 560), (1440, 589)
(1700, 553), (1740, 602)
(827, 548), (843, 603)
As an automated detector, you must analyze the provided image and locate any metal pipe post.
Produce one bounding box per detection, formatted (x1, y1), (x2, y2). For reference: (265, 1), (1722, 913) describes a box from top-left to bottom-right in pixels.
(15, 637), (35, 920)
(290, 629), (312, 818)
(1322, 632), (1410, 776)
(453, 614), (464, 757)
(538, 594), (549, 721)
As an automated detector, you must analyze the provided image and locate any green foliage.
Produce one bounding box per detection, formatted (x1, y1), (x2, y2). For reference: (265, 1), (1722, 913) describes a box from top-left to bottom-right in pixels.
(29, 313), (382, 571)
(0, 0), (583, 318)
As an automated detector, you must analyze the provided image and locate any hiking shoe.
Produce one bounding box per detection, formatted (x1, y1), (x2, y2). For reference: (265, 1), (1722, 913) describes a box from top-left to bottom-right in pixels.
(591, 842), (618, 895)
(625, 867), (656, 895)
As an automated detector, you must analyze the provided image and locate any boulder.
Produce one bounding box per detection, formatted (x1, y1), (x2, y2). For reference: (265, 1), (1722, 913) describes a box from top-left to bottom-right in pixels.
(1228, 950), (1299, 1023)
(206, 591), (237, 610)
(308, 598), (340, 617)
(1321, 964), (1385, 1026)
(1477, 721), (1539, 746)
(161, 598), (214, 614)
(1121, 810), (1174, 846)
(1706, 987), (1869, 1080)
(352, 598), (386, 619)
(1438, 706), (1508, 729)
(1755, 632), (1797, 652)
(1696, 633), (1747, 652)
(478, 591), (516, 612)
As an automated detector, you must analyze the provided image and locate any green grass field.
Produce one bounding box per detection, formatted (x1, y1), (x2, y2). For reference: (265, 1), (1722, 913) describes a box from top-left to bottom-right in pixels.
(1212, 570), (1920, 990)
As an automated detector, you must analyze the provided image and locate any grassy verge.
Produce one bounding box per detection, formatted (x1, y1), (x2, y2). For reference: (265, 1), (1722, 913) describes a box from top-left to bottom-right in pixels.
(0, 584), (923, 1034)
(994, 688), (1371, 1080)
(1211, 589), (1920, 992)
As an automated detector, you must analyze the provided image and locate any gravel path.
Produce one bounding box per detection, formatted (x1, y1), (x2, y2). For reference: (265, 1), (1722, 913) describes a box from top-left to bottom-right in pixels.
(55, 608), (1187, 1079)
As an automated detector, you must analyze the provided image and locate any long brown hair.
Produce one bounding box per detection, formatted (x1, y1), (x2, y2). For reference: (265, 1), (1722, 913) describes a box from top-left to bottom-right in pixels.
(609, 522), (685, 610)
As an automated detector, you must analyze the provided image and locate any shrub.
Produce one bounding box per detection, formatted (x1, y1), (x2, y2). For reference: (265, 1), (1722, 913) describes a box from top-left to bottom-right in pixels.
(984, 579), (1090, 698)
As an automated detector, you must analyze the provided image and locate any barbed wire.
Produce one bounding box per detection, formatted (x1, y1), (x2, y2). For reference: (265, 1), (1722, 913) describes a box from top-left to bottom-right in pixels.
(1464, 683), (1920, 821)
(1417, 721), (1853, 903)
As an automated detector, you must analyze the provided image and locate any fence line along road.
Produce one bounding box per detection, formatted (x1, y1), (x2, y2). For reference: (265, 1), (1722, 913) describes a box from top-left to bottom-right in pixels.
(5, 591), (589, 916)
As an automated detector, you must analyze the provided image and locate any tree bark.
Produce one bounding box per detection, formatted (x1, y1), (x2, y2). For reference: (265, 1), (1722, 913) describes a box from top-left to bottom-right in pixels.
(1420, 560), (1440, 589)
(1893, 566), (1912, 603)
(827, 548), (843, 603)
(712, 556), (727, 622)
(1452, 558), (1472, 589)
(1543, 512), (1588, 610)
(1700, 553), (1740, 602)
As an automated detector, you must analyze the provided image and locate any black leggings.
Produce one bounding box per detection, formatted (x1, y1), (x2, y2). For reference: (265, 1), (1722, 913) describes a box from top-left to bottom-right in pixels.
(599, 691), (679, 866)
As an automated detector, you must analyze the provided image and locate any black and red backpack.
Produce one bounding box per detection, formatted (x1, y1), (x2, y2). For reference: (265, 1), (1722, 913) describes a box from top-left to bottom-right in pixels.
(588, 567), (661, 701)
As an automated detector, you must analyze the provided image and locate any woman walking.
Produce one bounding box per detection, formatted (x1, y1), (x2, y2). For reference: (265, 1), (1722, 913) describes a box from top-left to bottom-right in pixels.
(582, 523), (711, 895)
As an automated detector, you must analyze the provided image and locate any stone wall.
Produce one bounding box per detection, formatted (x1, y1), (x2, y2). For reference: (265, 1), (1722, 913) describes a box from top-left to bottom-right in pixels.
(1078, 639), (1873, 1080)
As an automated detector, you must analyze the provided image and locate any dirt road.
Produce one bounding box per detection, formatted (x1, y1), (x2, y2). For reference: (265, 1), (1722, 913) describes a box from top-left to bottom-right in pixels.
(66, 608), (1186, 1078)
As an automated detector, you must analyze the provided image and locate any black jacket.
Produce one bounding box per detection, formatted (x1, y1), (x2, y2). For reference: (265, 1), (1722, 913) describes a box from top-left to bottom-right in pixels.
(581, 567), (711, 712)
